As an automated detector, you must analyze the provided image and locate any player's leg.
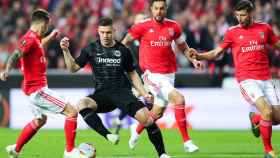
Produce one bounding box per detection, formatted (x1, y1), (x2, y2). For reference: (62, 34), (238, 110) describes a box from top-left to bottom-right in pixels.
(34, 87), (79, 157)
(131, 102), (168, 158)
(6, 113), (47, 157)
(240, 80), (275, 157)
(78, 93), (119, 144)
(168, 88), (199, 152)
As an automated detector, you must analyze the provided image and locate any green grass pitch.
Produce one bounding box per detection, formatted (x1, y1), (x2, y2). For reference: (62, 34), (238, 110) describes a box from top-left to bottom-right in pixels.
(0, 128), (279, 158)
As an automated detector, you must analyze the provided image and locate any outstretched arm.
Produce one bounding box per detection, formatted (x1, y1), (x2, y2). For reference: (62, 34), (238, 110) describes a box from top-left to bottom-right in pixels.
(196, 47), (225, 61)
(121, 33), (134, 46)
(176, 42), (203, 69)
(60, 37), (80, 73)
(42, 29), (59, 47)
(0, 49), (23, 81)
(273, 40), (280, 50)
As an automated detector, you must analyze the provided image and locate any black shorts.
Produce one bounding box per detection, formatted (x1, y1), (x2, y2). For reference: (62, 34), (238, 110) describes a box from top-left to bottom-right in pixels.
(87, 88), (145, 117)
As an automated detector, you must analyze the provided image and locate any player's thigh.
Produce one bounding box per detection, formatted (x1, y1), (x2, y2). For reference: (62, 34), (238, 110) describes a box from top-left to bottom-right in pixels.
(90, 90), (117, 113)
(263, 80), (280, 106)
(29, 87), (67, 114)
(142, 71), (173, 107)
(239, 79), (265, 106)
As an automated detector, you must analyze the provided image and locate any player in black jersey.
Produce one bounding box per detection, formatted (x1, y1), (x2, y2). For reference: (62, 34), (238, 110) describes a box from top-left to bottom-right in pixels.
(60, 17), (170, 158)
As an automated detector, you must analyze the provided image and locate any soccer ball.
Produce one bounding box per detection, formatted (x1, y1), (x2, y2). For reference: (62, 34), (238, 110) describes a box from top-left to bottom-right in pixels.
(78, 143), (96, 158)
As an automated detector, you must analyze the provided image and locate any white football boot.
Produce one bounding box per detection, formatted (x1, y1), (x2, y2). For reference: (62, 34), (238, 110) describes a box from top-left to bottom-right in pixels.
(63, 148), (81, 158)
(128, 123), (139, 149)
(184, 140), (199, 152)
(6, 144), (18, 158)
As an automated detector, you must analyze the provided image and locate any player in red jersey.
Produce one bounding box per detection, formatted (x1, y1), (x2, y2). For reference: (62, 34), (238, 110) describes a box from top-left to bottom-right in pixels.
(0, 9), (80, 158)
(122, 0), (201, 153)
(190, 1), (280, 157)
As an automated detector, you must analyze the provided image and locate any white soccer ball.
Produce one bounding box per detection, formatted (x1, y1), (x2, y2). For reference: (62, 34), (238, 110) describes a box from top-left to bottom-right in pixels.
(78, 143), (96, 158)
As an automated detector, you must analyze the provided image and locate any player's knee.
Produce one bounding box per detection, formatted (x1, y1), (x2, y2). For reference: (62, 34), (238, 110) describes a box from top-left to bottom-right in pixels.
(169, 91), (185, 105)
(77, 98), (96, 111)
(65, 104), (78, 118)
(261, 107), (272, 120)
(34, 115), (47, 127)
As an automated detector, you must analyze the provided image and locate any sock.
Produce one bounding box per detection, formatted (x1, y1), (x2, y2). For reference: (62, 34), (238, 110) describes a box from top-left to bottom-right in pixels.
(146, 123), (165, 156)
(174, 105), (190, 142)
(136, 112), (158, 134)
(79, 108), (111, 138)
(259, 119), (273, 152)
(252, 114), (261, 124)
(65, 116), (77, 152)
(15, 120), (40, 152)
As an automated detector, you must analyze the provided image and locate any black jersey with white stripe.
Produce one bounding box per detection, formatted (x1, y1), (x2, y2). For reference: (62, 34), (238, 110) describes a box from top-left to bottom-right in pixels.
(75, 40), (135, 91)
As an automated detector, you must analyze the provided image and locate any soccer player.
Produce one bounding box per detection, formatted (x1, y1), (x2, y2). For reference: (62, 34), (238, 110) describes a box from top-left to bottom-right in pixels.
(60, 17), (170, 158)
(190, 0), (280, 157)
(0, 9), (80, 158)
(122, 0), (200, 152)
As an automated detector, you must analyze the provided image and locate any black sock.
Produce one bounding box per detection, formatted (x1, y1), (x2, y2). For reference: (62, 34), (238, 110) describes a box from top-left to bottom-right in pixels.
(79, 108), (111, 139)
(146, 123), (166, 156)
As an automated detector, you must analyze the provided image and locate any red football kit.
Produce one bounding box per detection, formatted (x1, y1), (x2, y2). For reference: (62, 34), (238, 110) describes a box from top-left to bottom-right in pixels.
(128, 18), (184, 73)
(219, 22), (279, 82)
(18, 30), (47, 95)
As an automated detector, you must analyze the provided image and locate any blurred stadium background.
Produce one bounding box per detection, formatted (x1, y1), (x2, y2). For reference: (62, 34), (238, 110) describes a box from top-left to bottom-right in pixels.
(1, 0), (280, 157)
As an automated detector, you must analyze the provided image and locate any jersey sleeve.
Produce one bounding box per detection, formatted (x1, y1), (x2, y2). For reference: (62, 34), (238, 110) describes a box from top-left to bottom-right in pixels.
(173, 22), (184, 43)
(128, 23), (144, 40)
(75, 47), (90, 68)
(219, 30), (232, 49)
(267, 24), (279, 46)
(123, 47), (136, 72)
(18, 37), (35, 54)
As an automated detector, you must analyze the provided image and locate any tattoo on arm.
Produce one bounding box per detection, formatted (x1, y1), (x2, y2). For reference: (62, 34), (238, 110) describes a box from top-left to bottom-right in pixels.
(5, 49), (23, 72)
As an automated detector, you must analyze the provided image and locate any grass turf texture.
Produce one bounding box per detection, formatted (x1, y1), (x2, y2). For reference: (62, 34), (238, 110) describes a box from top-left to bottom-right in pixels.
(0, 128), (279, 158)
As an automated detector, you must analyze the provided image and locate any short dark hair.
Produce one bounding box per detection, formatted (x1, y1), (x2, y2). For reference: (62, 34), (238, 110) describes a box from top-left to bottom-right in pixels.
(234, 0), (254, 12)
(149, 0), (166, 6)
(98, 17), (113, 26)
(31, 9), (50, 23)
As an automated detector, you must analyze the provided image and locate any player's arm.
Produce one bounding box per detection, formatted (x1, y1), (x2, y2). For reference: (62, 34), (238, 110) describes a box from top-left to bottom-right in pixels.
(128, 70), (153, 101)
(176, 41), (203, 69)
(273, 40), (280, 50)
(121, 33), (134, 46)
(196, 46), (225, 61)
(42, 29), (59, 48)
(60, 37), (80, 73)
(0, 49), (23, 81)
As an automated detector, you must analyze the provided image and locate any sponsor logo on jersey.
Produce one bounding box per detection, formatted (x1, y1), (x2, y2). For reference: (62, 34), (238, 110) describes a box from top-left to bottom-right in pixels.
(96, 57), (121, 64)
(259, 32), (265, 39)
(149, 28), (154, 33)
(241, 40), (265, 53)
(239, 35), (244, 39)
(114, 50), (121, 57)
(150, 36), (171, 47)
(168, 28), (174, 36)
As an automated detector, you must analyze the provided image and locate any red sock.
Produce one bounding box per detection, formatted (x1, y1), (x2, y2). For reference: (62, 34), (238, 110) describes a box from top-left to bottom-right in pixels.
(259, 119), (273, 152)
(174, 105), (190, 142)
(252, 114), (261, 124)
(136, 124), (145, 134)
(65, 117), (77, 152)
(136, 112), (158, 134)
(15, 120), (40, 152)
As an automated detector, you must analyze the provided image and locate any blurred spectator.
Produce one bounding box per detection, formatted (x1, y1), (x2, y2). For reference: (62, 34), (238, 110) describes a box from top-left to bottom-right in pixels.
(0, 0), (279, 79)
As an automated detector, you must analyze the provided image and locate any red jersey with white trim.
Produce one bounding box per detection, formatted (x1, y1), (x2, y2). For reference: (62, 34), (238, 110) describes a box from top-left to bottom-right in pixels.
(128, 18), (183, 73)
(18, 30), (47, 95)
(219, 22), (279, 82)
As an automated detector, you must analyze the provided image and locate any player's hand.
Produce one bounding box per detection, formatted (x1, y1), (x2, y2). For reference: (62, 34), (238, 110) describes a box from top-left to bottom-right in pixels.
(192, 60), (204, 70)
(188, 48), (198, 60)
(143, 92), (154, 105)
(49, 29), (60, 39)
(0, 71), (9, 81)
(60, 37), (70, 51)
